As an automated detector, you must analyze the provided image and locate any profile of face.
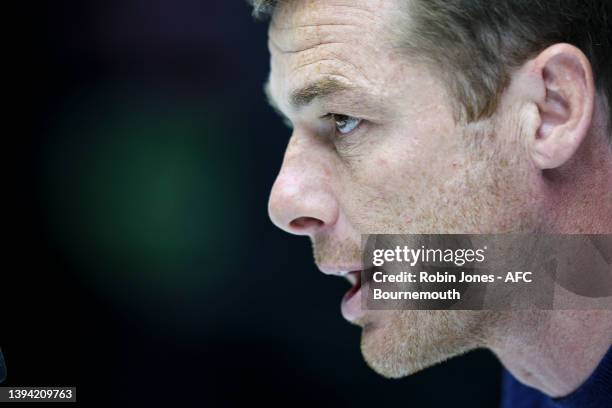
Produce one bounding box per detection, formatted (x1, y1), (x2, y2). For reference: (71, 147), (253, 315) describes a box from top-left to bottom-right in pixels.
(265, 0), (610, 378)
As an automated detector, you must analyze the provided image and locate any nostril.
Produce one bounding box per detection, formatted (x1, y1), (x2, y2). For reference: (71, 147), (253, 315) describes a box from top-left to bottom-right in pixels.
(290, 216), (324, 231)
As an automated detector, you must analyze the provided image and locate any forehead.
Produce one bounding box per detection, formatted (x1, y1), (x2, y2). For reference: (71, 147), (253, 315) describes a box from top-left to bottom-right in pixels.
(267, 0), (402, 112)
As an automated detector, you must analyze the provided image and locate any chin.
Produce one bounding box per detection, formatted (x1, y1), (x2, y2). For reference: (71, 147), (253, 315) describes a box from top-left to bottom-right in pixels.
(358, 310), (487, 378)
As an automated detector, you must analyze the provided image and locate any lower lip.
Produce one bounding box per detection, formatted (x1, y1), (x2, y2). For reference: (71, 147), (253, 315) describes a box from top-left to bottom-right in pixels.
(341, 272), (366, 322)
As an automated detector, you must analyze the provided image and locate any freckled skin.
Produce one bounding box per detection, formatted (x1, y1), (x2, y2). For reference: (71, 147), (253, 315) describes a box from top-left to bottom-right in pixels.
(266, 0), (612, 383)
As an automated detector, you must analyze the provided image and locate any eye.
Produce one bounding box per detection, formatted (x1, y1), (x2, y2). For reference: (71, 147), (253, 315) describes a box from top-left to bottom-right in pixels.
(329, 114), (362, 135)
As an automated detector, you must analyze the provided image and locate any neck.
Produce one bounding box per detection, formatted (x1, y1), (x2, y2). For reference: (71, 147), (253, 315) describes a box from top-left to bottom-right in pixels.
(488, 309), (612, 397)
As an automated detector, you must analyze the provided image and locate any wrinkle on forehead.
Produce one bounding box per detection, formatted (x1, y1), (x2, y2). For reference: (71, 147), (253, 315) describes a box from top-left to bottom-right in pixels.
(269, 0), (391, 54)
(269, 39), (372, 90)
(271, 0), (385, 29)
(267, 0), (400, 105)
(269, 23), (361, 54)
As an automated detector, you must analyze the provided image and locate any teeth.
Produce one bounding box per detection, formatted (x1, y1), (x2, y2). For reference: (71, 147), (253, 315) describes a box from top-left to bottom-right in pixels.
(346, 272), (358, 285)
(339, 271), (350, 276)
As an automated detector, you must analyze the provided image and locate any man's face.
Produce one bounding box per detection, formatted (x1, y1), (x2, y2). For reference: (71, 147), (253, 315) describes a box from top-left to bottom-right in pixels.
(266, 0), (541, 377)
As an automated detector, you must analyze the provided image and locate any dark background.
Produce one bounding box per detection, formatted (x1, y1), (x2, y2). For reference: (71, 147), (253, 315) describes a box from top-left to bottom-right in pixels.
(12, 1), (501, 405)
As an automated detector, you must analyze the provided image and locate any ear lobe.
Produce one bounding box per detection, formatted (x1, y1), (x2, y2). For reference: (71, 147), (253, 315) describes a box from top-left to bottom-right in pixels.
(530, 44), (595, 170)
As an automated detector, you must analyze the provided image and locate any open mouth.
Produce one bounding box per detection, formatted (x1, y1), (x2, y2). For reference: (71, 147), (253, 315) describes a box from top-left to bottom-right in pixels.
(344, 270), (362, 297)
(341, 270), (365, 322)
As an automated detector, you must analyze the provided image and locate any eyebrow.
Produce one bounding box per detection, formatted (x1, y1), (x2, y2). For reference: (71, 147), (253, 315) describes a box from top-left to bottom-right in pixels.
(290, 78), (352, 108)
(264, 77), (353, 113)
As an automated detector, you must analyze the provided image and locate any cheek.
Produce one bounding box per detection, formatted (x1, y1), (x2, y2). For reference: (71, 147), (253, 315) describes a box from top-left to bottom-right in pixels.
(337, 123), (466, 231)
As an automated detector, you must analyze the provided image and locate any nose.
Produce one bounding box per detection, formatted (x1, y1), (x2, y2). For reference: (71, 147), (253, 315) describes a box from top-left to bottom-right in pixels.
(268, 133), (339, 236)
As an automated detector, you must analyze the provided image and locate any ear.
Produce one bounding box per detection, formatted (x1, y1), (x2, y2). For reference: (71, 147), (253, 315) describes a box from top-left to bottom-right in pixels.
(528, 44), (595, 169)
